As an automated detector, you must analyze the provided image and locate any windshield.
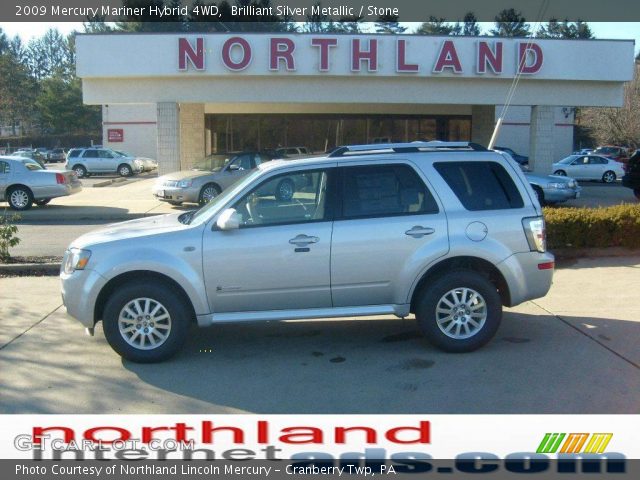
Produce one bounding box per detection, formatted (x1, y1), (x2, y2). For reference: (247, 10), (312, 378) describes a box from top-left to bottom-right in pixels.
(21, 159), (43, 171)
(114, 151), (130, 157)
(191, 154), (233, 172)
(187, 169), (262, 225)
(558, 155), (578, 165)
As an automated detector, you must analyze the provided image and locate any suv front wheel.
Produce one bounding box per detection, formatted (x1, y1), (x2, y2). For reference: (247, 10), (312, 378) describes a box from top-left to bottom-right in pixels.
(102, 282), (191, 363)
(415, 270), (502, 352)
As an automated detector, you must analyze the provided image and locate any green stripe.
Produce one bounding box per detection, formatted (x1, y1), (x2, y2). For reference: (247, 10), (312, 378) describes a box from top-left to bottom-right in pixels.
(537, 433), (566, 453)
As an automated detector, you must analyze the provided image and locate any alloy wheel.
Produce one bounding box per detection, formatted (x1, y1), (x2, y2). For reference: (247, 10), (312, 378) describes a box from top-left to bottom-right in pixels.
(118, 297), (172, 350)
(435, 287), (487, 339)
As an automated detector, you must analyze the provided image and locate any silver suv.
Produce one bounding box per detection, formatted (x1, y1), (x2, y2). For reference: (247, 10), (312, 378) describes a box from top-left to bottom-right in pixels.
(65, 148), (143, 178)
(61, 142), (554, 363)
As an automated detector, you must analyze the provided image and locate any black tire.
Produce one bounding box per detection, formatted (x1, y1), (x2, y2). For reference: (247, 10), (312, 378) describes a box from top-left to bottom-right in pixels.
(168, 201), (183, 206)
(532, 185), (545, 206)
(7, 186), (34, 211)
(118, 164), (133, 177)
(72, 165), (87, 178)
(35, 199), (51, 206)
(553, 170), (566, 176)
(198, 183), (221, 206)
(275, 178), (295, 201)
(602, 170), (616, 183)
(415, 270), (502, 353)
(634, 188), (640, 201)
(102, 282), (191, 363)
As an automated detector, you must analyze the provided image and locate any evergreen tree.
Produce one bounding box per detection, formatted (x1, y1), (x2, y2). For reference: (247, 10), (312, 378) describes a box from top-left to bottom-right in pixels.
(490, 9), (530, 37)
(375, 14), (406, 34)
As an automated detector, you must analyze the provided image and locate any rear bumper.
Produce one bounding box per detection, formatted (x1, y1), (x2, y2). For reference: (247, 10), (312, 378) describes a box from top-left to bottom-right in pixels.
(32, 183), (82, 200)
(497, 251), (555, 307)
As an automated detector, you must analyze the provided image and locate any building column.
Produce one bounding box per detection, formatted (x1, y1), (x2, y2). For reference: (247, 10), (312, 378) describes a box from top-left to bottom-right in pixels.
(156, 102), (180, 175)
(179, 103), (205, 170)
(529, 105), (555, 173)
(471, 105), (495, 148)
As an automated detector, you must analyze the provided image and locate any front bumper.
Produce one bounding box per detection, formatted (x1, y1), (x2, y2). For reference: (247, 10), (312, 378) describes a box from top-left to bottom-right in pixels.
(60, 268), (107, 328)
(152, 185), (199, 203)
(543, 186), (581, 203)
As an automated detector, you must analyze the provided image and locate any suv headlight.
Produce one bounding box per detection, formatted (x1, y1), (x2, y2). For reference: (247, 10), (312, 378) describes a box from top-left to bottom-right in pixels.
(178, 179), (193, 188)
(63, 248), (92, 274)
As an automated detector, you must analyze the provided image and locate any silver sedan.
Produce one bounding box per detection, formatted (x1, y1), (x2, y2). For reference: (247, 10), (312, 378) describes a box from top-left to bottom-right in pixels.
(552, 154), (626, 183)
(524, 172), (581, 205)
(0, 156), (82, 210)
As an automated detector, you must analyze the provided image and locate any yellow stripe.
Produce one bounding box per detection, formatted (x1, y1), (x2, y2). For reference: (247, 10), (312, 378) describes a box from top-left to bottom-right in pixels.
(585, 433), (613, 454)
(583, 434), (598, 454)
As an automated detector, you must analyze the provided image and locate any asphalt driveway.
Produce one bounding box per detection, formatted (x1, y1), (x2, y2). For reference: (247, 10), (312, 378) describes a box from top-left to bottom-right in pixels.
(0, 255), (638, 414)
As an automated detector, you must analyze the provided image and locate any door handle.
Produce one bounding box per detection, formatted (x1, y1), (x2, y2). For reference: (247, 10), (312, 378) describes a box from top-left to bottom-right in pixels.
(289, 234), (319, 246)
(405, 226), (435, 238)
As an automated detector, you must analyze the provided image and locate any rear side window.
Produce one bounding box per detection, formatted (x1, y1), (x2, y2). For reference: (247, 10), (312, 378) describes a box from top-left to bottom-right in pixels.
(0, 161), (9, 174)
(435, 161), (524, 211)
(82, 150), (99, 158)
(341, 164), (439, 219)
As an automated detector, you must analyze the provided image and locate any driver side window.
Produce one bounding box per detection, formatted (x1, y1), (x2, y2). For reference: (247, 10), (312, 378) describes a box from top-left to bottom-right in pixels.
(232, 169), (332, 227)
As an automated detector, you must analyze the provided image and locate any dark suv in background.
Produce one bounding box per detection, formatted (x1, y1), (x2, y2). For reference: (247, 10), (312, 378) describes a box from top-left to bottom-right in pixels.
(622, 149), (640, 199)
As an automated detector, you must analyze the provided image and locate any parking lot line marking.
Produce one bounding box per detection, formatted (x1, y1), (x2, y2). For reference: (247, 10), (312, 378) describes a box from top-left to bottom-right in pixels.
(0, 304), (63, 351)
(530, 300), (640, 370)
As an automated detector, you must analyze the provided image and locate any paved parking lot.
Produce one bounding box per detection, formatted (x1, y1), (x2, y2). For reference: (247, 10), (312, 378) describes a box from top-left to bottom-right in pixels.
(1, 256), (638, 414)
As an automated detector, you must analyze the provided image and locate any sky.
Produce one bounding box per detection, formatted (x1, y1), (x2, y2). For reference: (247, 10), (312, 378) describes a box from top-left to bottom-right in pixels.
(0, 22), (639, 53)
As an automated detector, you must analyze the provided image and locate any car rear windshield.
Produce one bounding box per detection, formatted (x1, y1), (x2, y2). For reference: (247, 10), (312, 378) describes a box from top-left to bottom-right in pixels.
(68, 150), (81, 158)
(434, 161), (524, 211)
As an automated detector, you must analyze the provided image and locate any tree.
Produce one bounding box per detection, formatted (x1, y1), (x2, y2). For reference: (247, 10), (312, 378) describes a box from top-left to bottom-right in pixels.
(580, 64), (640, 149)
(25, 29), (74, 80)
(303, 2), (340, 33)
(537, 20), (594, 39)
(0, 54), (37, 135)
(375, 14), (406, 34)
(461, 12), (480, 36)
(35, 76), (101, 135)
(0, 27), (8, 55)
(416, 17), (461, 35)
(490, 9), (530, 37)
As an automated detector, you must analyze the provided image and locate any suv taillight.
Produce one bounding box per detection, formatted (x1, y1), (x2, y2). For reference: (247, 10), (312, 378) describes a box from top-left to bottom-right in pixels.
(55, 173), (66, 184)
(522, 216), (546, 253)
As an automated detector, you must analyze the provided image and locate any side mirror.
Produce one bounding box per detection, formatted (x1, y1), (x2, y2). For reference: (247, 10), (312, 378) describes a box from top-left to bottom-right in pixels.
(216, 208), (241, 231)
(228, 164), (240, 171)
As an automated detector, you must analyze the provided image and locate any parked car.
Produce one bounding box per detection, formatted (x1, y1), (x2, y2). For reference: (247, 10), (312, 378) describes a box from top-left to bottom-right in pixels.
(275, 146), (311, 157)
(494, 146), (529, 166)
(65, 147), (143, 178)
(0, 156), (82, 210)
(62, 141), (554, 362)
(11, 150), (46, 168)
(47, 148), (67, 163)
(573, 148), (594, 155)
(622, 149), (640, 200)
(152, 151), (276, 206)
(552, 154), (625, 183)
(524, 172), (580, 205)
(594, 145), (629, 163)
(113, 150), (157, 172)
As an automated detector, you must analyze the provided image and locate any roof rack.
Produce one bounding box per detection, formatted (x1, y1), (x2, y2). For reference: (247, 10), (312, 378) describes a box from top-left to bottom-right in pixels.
(328, 141), (488, 157)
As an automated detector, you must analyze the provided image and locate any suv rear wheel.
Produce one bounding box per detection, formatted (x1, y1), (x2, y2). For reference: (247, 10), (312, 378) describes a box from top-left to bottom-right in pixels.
(415, 270), (502, 352)
(73, 165), (87, 178)
(102, 282), (191, 363)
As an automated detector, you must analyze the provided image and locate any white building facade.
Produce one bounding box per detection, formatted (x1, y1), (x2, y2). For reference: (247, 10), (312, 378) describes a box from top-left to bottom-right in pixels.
(75, 33), (635, 175)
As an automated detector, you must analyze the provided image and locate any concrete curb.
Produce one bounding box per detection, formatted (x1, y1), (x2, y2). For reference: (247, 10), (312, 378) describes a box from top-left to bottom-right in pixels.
(93, 177), (128, 188)
(0, 262), (60, 275)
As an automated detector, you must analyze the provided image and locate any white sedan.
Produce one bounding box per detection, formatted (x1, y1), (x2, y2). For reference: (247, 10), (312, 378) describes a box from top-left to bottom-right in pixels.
(552, 154), (626, 183)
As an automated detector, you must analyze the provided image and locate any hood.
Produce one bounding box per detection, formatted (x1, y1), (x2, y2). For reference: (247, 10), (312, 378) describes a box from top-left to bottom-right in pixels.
(158, 170), (214, 182)
(70, 213), (191, 249)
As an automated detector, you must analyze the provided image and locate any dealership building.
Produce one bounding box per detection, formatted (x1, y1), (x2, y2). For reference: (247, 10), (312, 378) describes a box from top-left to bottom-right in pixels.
(75, 32), (635, 175)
